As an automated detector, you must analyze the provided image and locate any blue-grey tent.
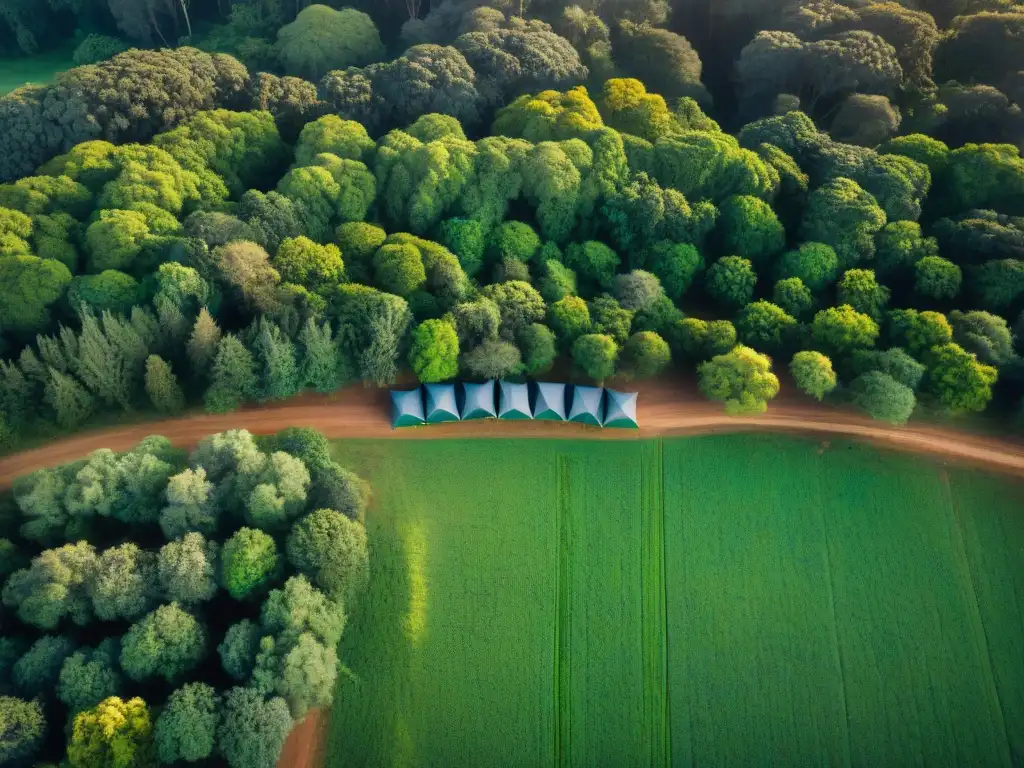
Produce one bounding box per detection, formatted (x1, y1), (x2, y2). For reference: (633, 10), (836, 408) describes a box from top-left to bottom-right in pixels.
(460, 380), (496, 420)
(391, 388), (425, 428)
(569, 385), (604, 426)
(603, 389), (639, 428)
(532, 382), (567, 421)
(424, 383), (460, 423)
(498, 380), (532, 420)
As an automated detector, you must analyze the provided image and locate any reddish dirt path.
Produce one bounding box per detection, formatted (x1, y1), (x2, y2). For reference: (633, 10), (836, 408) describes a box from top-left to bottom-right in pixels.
(2, 377), (1024, 486)
(277, 709), (326, 768)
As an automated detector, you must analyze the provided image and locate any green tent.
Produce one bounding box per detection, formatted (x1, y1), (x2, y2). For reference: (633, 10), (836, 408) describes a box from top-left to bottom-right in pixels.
(532, 382), (566, 421)
(498, 381), (532, 420)
(424, 383), (460, 423)
(460, 381), (496, 420)
(603, 389), (638, 428)
(569, 385), (604, 426)
(391, 388), (425, 428)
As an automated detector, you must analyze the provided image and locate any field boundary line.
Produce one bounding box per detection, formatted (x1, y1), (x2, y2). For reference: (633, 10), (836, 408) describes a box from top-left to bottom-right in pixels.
(555, 454), (572, 768)
(938, 470), (1014, 765)
(640, 440), (669, 768)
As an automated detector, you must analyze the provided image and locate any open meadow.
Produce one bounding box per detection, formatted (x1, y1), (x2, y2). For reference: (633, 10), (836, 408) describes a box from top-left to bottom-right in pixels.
(324, 434), (1024, 767)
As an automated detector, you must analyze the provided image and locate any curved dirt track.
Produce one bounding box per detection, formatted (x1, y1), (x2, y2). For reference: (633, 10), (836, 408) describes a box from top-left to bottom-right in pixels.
(2, 378), (1024, 484)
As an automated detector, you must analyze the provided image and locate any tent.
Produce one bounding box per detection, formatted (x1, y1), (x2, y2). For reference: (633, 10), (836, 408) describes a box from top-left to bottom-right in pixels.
(569, 386), (604, 426)
(498, 380), (532, 420)
(603, 389), (639, 428)
(460, 380), (497, 420)
(391, 388), (425, 428)
(424, 383), (460, 423)
(532, 381), (567, 421)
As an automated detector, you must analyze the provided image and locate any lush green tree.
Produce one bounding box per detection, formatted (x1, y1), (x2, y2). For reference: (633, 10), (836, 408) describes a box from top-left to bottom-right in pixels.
(717, 195), (785, 265)
(772, 278), (814, 319)
(89, 543), (156, 623)
(589, 295), (635, 344)
(217, 687), (292, 768)
(621, 331), (671, 379)
(880, 134), (949, 177)
(287, 508), (369, 604)
(221, 528), (280, 601)
(245, 452), (310, 532)
(0, 254), (72, 335)
(155, 683), (219, 765)
(157, 533), (218, 607)
(213, 241), (281, 314)
(409, 319), (460, 383)
(572, 333), (618, 382)
(68, 696), (154, 768)
(251, 631), (337, 719)
(12, 635), (76, 698)
(460, 338), (523, 380)
(646, 241), (703, 303)
(187, 309), (222, 381)
(774, 242), (839, 293)
(887, 308), (953, 356)
(949, 310), (1016, 366)
(925, 342), (998, 414)
(297, 318), (347, 393)
(837, 269), (891, 321)
(2, 542), (97, 629)
(57, 640), (122, 717)
(273, 237), (345, 293)
(736, 300), (798, 352)
(294, 116), (374, 167)
(811, 305), (879, 355)
(610, 269), (665, 311)
(830, 94), (900, 147)
(160, 468), (218, 540)
(488, 221), (541, 266)
(261, 575), (346, 648)
(238, 190), (304, 254)
(914, 256), (962, 301)
(67, 271), (141, 317)
(84, 209), (151, 273)
(969, 259), (1024, 314)
(849, 347), (926, 391)
(481, 281), (546, 338)
(851, 371), (916, 424)
(518, 323), (557, 376)
(204, 335), (258, 414)
(439, 218), (486, 278)
(251, 319), (301, 402)
(800, 178), (887, 270)
(705, 256), (756, 309)
(537, 258), (577, 303)
(218, 620), (261, 682)
(698, 345), (780, 415)
(548, 296), (592, 348)
(277, 5), (383, 80)
(564, 241), (621, 293)
(0, 696), (45, 764)
(611, 21), (707, 102)
(44, 369), (96, 430)
(873, 221), (938, 278)
(790, 351), (837, 401)
(144, 355), (185, 416)
(372, 243), (426, 297)
(120, 603), (206, 684)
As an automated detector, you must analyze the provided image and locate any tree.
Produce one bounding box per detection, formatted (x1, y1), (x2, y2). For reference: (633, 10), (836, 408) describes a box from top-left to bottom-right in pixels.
(67, 271), (142, 317)
(717, 195), (785, 265)
(873, 220), (938, 278)
(219, 620), (261, 682)
(294, 116), (374, 167)
(621, 331), (670, 379)
(251, 319), (300, 402)
(736, 300), (797, 353)
(800, 178), (887, 270)
(698, 345), (781, 415)
(155, 683), (219, 765)
(610, 270), (665, 311)
(705, 256), (756, 309)
(572, 333), (618, 382)
(0, 696), (45, 764)
(89, 543), (156, 623)
(772, 278), (814, 319)
(44, 369), (95, 430)
(221, 528), (280, 601)
(790, 351), (837, 401)
(2, 542), (97, 629)
(217, 687), (292, 768)
(887, 308), (952, 356)
(273, 236), (345, 293)
(811, 305), (879, 355)
(213, 242), (281, 314)
(187, 308), (222, 380)
(277, 5), (384, 80)
(297, 318), (346, 393)
(409, 319), (460, 383)
(850, 347), (926, 391)
(518, 323), (557, 376)
(13, 635), (76, 698)
(439, 219), (486, 278)
(160, 468), (218, 540)
(261, 575), (346, 648)
(0, 254), (72, 335)
(481, 281), (546, 338)
(914, 256), (962, 301)
(647, 241), (703, 303)
(287, 508), (369, 604)
(68, 696), (154, 768)
(144, 355), (185, 416)
(949, 310), (1016, 366)
(548, 296), (592, 348)
(157, 533), (218, 607)
(925, 343), (998, 414)
(251, 632), (338, 719)
(84, 209), (150, 272)
(851, 371), (916, 424)
(204, 335), (257, 414)
(488, 221), (541, 265)
(120, 603), (206, 684)
(969, 259), (1024, 314)
(565, 241), (621, 293)
(611, 21), (707, 102)
(774, 242), (839, 293)
(830, 94), (901, 147)
(372, 243), (426, 297)
(837, 269), (890, 321)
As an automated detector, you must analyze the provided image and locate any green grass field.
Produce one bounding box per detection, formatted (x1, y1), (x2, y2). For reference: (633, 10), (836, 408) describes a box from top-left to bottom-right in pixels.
(325, 435), (1024, 768)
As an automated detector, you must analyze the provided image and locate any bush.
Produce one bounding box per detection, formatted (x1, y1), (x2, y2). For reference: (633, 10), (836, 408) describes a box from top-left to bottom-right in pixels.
(790, 351), (837, 401)
(851, 371), (916, 424)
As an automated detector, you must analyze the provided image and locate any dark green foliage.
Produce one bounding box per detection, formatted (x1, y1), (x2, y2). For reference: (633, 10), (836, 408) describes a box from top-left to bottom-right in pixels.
(621, 331), (671, 379)
(261, 575), (346, 648)
(221, 528), (280, 601)
(518, 323), (557, 376)
(874, 221), (938, 278)
(837, 269), (891, 321)
(949, 310), (1016, 366)
(773, 278), (815, 319)
(119, 603), (207, 683)
(849, 348), (926, 391)
(278, 6), (384, 80)
(706, 256), (757, 310)
(589, 295), (634, 344)
(565, 241), (621, 294)
(89, 543), (157, 622)
(66, 271), (141, 317)
(157, 533), (218, 607)
(205, 334), (258, 414)
(13, 635), (76, 699)
(481, 281), (546, 338)
(887, 308), (953, 355)
(2, 542), (97, 629)
(610, 270), (665, 311)
(969, 259), (1024, 313)
(800, 177), (887, 270)
(155, 683), (220, 765)
(717, 195), (785, 265)
(0, 254), (72, 336)
(735, 301), (798, 352)
(144, 355), (185, 416)
(439, 218), (486, 278)
(219, 620), (261, 682)
(57, 640), (123, 716)
(774, 242), (839, 293)
(287, 508), (369, 603)
(646, 241), (703, 303)
(0, 696), (45, 764)
(217, 687), (292, 768)
(251, 319), (301, 402)
(572, 333), (618, 381)
(851, 371), (917, 424)
(914, 256), (962, 301)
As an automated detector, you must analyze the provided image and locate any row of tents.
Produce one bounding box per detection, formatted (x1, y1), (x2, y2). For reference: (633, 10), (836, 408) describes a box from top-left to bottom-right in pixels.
(390, 381), (638, 429)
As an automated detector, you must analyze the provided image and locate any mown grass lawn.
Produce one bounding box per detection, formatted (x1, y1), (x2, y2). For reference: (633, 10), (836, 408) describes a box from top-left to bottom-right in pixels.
(324, 435), (1024, 768)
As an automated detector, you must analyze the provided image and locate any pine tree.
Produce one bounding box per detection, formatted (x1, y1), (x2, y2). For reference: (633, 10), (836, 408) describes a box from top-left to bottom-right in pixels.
(298, 318), (342, 393)
(17, 347), (47, 389)
(204, 334), (257, 414)
(156, 298), (190, 353)
(187, 309), (222, 382)
(75, 312), (127, 409)
(131, 307), (164, 355)
(37, 334), (69, 373)
(44, 369), (95, 429)
(145, 355), (186, 415)
(0, 360), (34, 430)
(253, 319), (299, 401)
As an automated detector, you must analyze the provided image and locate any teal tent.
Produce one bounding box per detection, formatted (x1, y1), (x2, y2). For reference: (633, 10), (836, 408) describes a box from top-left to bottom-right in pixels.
(532, 382), (567, 421)
(569, 386), (604, 426)
(424, 383), (460, 423)
(498, 381), (532, 420)
(460, 381), (496, 420)
(391, 388), (425, 428)
(603, 389), (639, 428)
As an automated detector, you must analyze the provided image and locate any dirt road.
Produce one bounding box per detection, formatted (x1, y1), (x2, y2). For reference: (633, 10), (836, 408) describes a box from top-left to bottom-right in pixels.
(2, 378), (1024, 485)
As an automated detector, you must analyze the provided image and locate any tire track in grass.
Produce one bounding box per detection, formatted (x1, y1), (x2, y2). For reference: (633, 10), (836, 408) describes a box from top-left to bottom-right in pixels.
(555, 454), (572, 768)
(938, 470), (1014, 766)
(641, 440), (669, 767)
